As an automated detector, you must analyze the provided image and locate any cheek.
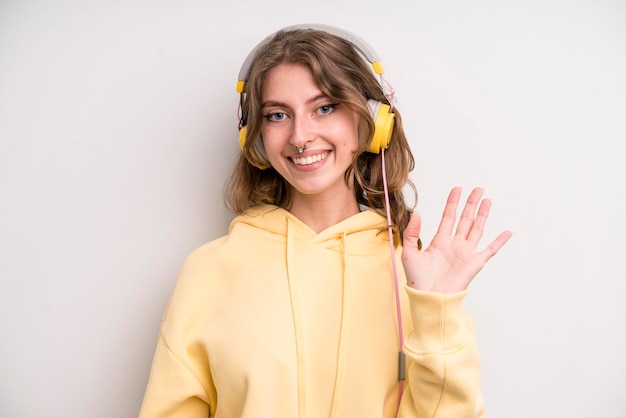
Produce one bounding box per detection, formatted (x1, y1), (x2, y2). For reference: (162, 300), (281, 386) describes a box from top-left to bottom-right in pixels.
(347, 116), (361, 148)
(261, 129), (286, 164)
(260, 127), (278, 150)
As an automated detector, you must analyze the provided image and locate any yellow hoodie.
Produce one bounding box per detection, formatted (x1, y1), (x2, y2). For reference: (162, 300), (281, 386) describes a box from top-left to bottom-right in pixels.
(139, 205), (485, 418)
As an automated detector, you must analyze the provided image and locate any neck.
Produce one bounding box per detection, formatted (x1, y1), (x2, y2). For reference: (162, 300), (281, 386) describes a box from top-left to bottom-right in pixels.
(288, 194), (360, 233)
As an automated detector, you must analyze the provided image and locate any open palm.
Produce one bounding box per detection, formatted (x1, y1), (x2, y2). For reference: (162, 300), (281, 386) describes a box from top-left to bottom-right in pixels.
(401, 187), (512, 294)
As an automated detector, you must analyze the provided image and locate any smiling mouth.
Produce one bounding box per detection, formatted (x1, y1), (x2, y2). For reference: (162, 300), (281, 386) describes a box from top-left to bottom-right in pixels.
(291, 152), (329, 166)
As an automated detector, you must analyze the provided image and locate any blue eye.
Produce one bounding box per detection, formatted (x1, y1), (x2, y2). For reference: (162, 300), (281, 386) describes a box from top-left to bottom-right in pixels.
(264, 112), (286, 122)
(318, 104), (337, 114)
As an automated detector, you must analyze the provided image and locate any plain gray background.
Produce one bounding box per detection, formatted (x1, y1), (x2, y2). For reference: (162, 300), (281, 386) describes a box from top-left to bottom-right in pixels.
(1, 0), (624, 417)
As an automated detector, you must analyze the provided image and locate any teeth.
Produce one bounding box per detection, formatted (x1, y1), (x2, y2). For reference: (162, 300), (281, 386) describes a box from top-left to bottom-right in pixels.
(292, 152), (328, 166)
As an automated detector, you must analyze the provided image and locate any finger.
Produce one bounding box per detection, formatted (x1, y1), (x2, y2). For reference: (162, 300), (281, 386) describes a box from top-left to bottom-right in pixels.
(436, 187), (462, 236)
(455, 187), (484, 238)
(403, 213), (422, 250)
(479, 230), (513, 261)
(466, 198), (491, 245)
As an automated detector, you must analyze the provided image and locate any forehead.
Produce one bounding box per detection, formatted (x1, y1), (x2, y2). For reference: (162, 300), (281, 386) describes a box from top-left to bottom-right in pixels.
(261, 63), (325, 102)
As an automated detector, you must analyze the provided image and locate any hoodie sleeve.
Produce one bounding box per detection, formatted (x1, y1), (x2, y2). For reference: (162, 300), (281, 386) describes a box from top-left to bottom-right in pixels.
(138, 241), (223, 418)
(398, 286), (486, 418)
(138, 333), (211, 418)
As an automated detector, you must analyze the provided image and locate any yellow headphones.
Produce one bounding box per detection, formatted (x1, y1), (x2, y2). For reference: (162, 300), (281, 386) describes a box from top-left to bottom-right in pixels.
(236, 23), (395, 167)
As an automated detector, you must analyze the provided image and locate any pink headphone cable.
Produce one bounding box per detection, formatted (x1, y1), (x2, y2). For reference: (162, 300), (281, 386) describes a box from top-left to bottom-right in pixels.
(380, 149), (405, 415)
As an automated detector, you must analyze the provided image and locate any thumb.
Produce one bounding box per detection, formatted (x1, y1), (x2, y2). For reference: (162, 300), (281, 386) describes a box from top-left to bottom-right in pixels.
(403, 213), (422, 250)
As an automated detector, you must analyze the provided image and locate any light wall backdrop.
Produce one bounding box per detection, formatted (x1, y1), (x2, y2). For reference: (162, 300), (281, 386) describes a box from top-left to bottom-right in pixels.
(1, 1), (624, 417)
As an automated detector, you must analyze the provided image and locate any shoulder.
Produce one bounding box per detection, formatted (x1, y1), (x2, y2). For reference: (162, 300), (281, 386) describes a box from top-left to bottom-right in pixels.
(177, 205), (287, 279)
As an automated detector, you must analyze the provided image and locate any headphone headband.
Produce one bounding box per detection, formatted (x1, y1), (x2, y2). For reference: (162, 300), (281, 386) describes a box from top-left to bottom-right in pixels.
(236, 23), (385, 93)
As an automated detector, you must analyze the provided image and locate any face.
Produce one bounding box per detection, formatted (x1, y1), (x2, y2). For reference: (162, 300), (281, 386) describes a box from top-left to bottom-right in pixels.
(260, 63), (360, 207)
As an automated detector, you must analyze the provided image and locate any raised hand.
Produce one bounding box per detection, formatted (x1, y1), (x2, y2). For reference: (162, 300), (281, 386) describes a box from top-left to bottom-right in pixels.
(401, 187), (512, 294)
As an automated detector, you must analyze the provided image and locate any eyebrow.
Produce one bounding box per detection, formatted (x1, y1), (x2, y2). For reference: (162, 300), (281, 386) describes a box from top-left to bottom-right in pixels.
(261, 93), (329, 109)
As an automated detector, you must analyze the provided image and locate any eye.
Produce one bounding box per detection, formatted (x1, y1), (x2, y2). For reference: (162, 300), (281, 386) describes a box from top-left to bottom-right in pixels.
(317, 104), (337, 115)
(264, 112), (287, 122)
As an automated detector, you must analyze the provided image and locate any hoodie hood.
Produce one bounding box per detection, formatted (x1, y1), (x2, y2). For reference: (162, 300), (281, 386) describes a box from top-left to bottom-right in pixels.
(229, 204), (390, 255)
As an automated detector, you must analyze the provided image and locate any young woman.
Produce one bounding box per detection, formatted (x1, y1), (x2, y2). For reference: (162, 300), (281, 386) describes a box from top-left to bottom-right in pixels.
(139, 24), (512, 418)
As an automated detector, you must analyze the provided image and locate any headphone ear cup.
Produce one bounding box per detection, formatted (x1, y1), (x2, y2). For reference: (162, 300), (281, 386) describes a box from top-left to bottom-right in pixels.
(239, 125), (270, 169)
(367, 100), (395, 154)
(238, 125), (248, 150)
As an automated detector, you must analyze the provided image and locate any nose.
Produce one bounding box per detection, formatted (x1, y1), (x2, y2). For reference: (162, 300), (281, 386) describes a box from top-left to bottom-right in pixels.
(290, 114), (314, 150)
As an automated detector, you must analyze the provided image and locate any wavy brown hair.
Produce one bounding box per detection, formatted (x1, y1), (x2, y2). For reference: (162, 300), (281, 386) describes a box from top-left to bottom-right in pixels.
(224, 27), (416, 240)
